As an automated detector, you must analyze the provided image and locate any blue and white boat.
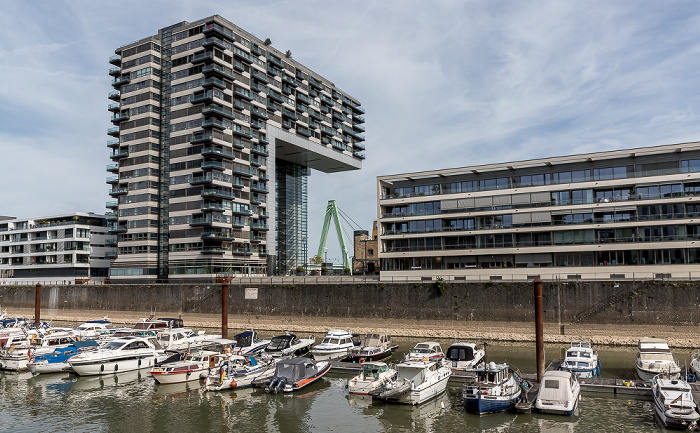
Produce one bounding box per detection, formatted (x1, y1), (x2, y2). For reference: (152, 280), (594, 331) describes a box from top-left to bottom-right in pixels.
(232, 331), (270, 355)
(28, 341), (99, 374)
(463, 362), (522, 414)
(560, 342), (600, 379)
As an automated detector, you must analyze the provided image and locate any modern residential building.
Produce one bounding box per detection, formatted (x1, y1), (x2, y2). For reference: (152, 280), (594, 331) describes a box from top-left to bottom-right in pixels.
(0, 213), (114, 284)
(352, 222), (379, 274)
(107, 15), (364, 281)
(377, 141), (700, 281)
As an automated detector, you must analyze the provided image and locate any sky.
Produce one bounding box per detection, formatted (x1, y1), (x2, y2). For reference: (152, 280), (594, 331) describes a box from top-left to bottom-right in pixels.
(2, 1), (700, 264)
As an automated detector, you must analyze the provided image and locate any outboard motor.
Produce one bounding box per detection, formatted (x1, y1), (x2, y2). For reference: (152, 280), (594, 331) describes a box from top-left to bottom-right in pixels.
(274, 377), (287, 394)
(265, 376), (279, 394)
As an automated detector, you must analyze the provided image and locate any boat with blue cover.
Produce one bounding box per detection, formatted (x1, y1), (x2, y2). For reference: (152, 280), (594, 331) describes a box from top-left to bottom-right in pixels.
(463, 362), (523, 415)
(28, 341), (99, 374)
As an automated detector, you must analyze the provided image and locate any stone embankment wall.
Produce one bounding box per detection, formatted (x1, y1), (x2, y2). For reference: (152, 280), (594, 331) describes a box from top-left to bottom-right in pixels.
(0, 281), (698, 325)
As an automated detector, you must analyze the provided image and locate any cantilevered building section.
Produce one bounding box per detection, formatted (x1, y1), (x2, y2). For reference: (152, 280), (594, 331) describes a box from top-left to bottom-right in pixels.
(107, 15), (364, 281)
(377, 141), (700, 282)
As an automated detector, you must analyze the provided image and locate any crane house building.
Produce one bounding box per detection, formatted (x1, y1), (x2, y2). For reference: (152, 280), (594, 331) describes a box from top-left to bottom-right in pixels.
(377, 141), (700, 281)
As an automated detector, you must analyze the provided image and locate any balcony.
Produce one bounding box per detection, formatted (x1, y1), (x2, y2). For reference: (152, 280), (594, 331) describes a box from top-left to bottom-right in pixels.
(282, 85), (293, 95)
(106, 163), (119, 173)
(106, 176), (119, 184)
(308, 109), (323, 121)
(251, 68), (269, 83)
(108, 225), (127, 234)
(202, 231), (235, 240)
(251, 183), (269, 193)
(202, 189), (236, 199)
(105, 212), (118, 221)
(267, 54), (283, 68)
(109, 67), (121, 76)
(296, 126), (311, 137)
(233, 60), (246, 72)
(233, 47), (252, 63)
(190, 133), (214, 144)
(320, 125), (335, 136)
(251, 195), (265, 205)
(202, 77), (227, 89)
(107, 139), (120, 148)
(259, 211), (270, 218)
(353, 142), (366, 151)
(231, 124), (252, 139)
(351, 104), (365, 114)
(353, 123), (365, 133)
(250, 82), (266, 93)
(231, 207), (252, 216)
(201, 118), (226, 130)
(191, 173), (214, 185)
(108, 103), (120, 112)
(258, 173), (269, 181)
(202, 64), (235, 80)
(282, 107), (298, 120)
(251, 119), (266, 130)
(251, 44), (263, 56)
(332, 110), (346, 122)
(109, 55), (121, 66)
(111, 76), (130, 88)
(231, 218), (246, 228)
(202, 104), (235, 120)
(202, 22), (235, 41)
(191, 91), (214, 104)
(343, 124), (365, 141)
(106, 201), (118, 209)
(258, 135), (269, 144)
(189, 216), (214, 227)
(105, 238), (118, 247)
(296, 92), (311, 104)
(251, 222), (269, 231)
(201, 161), (226, 171)
(201, 146), (235, 160)
(250, 144), (269, 156)
(267, 64), (281, 76)
(108, 91), (120, 101)
(308, 76), (322, 89)
(110, 149), (129, 160)
(201, 202), (226, 212)
(251, 106), (269, 120)
(234, 87), (252, 100)
(353, 114), (365, 124)
(353, 151), (366, 159)
(231, 177), (245, 188)
(202, 37), (227, 50)
(201, 247), (225, 255)
(110, 112), (130, 123)
(250, 155), (265, 167)
(251, 234), (266, 243)
(233, 166), (254, 177)
(281, 72), (298, 87)
(109, 187), (128, 196)
(266, 88), (284, 103)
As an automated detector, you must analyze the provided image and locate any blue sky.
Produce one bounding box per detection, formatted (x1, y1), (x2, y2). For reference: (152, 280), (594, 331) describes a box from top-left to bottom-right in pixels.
(2, 1), (700, 264)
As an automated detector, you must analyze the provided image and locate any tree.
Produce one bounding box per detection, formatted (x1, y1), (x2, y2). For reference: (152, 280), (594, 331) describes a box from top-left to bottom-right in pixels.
(285, 50), (292, 59)
(309, 255), (323, 265)
(264, 38), (272, 46)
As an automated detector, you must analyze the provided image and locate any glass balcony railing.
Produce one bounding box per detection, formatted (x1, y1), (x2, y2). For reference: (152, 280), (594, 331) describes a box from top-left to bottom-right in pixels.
(201, 161), (226, 171)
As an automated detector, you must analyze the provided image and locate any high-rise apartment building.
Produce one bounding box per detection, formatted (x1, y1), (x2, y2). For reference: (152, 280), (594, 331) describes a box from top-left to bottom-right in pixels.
(377, 141), (700, 281)
(107, 16), (364, 281)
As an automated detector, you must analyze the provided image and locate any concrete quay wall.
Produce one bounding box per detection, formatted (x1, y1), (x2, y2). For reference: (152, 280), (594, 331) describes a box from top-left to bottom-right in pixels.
(0, 280), (698, 325)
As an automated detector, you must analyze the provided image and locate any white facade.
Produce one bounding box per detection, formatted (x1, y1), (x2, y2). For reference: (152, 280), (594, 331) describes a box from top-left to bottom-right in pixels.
(0, 213), (115, 284)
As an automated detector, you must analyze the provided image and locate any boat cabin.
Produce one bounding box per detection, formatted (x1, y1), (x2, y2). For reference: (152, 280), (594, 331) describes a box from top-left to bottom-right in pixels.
(133, 319), (171, 331)
(34, 332), (76, 347)
(472, 362), (509, 386)
(408, 342), (443, 359)
(538, 370), (577, 404)
(157, 318), (184, 329)
(320, 329), (355, 346)
(274, 357), (317, 382)
(396, 360), (439, 386)
(361, 334), (391, 348)
(234, 331), (262, 348)
(446, 343), (478, 362)
(362, 362), (390, 380)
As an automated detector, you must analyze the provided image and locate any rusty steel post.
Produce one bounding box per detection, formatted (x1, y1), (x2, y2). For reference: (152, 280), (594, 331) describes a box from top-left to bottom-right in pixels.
(534, 277), (544, 383)
(221, 281), (228, 339)
(35, 283), (41, 325)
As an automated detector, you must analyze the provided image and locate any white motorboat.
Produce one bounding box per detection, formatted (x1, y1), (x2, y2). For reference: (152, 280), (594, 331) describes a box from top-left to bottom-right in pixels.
(347, 361), (397, 395)
(345, 334), (398, 362)
(311, 329), (357, 361)
(262, 357), (331, 393)
(156, 328), (216, 352)
(69, 336), (164, 376)
(374, 359), (451, 405)
(652, 374), (700, 430)
(0, 330), (75, 371)
(635, 338), (680, 382)
(231, 331), (270, 355)
(28, 340), (100, 374)
(534, 370), (580, 415)
(560, 342), (600, 379)
(150, 350), (219, 384)
(205, 353), (278, 391)
(463, 361), (523, 414)
(445, 342), (485, 372)
(405, 342), (444, 362)
(263, 333), (315, 357)
(72, 319), (113, 340)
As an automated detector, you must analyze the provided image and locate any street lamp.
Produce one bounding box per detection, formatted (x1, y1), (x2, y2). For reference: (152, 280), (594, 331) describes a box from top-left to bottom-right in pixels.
(302, 237), (308, 275)
(324, 247), (328, 265)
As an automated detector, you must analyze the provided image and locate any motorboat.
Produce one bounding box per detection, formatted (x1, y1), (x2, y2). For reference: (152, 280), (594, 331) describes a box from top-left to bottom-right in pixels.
(463, 362), (523, 414)
(262, 357), (331, 393)
(345, 334), (398, 362)
(28, 340), (99, 374)
(652, 374), (700, 430)
(559, 342), (600, 379)
(445, 342), (485, 372)
(534, 370), (580, 415)
(310, 329), (357, 361)
(635, 337), (680, 381)
(689, 349), (700, 380)
(205, 353), (278, 391)
(0, 330), (76, 371)
(31, 331), (79, 357)
(150, 350), (219, 384)
(373, 358), (451, 405)
(347, 361), (397, 395)
(72, 319), (113, 340)
(263, 332), (315, 357)
(231, 331), (270, 355)
(69, 335), (164, 376)
(405, 342), (444, 362)
(155, 328), (216, 352)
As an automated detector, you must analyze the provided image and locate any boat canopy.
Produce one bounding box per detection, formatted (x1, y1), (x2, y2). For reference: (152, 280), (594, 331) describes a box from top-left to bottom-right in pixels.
(234, 331), (258, 347)
(275, 358), (316, 381)
(539, 371), (575, 402)
(268, 334), (295, 350)
(447, 344), (475, 361)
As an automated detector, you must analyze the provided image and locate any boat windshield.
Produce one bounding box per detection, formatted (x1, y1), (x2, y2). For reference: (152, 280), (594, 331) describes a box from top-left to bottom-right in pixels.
(363, 364), (388, 379)
(447, 346), (474, 361)
(567, 350), (591, 358)
(662, 386), (690, 392)
(268, 337), (291, 350)
(102, 341), (125, 350)
(639, 353), (675, 362)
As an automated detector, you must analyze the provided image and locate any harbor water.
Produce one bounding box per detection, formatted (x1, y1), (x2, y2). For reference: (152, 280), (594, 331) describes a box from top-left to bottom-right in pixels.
(0, 338), (683, 432)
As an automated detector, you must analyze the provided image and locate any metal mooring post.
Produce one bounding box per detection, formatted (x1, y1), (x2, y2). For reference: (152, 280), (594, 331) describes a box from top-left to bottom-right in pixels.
(221, 281), (228, 339)
(35, 283), (41, 325)
(534, 277), (544, 383)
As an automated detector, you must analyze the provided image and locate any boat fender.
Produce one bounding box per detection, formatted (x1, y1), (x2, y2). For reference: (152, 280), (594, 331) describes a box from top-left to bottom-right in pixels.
(100, 364), (104, 372)
(230, 379), (237, 389)
(115, 364), (118, 371)
(138, 359), (141, 367)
